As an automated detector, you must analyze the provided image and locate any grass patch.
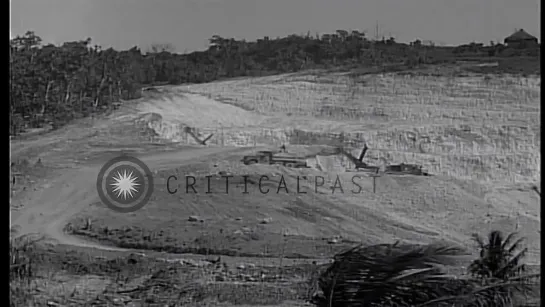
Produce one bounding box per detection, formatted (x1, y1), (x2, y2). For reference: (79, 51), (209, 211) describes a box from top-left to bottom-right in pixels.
(66, 218), (356, 259)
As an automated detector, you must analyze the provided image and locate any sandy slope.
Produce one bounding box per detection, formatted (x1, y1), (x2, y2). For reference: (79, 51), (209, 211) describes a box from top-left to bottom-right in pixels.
(11, 70), (541, 266)
(140, 73), (540, 185)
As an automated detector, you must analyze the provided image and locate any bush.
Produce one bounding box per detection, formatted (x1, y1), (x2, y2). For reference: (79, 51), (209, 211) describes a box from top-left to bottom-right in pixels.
(9, 230), (44, 306)
(313, 234), (540, 307)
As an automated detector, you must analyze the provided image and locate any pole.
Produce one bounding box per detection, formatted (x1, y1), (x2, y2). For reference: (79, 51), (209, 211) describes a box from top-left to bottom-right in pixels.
(371, 173), (380, 193)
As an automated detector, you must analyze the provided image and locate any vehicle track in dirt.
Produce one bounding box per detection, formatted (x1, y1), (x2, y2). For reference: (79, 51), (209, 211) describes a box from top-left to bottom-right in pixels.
(10, 146), (283, 260)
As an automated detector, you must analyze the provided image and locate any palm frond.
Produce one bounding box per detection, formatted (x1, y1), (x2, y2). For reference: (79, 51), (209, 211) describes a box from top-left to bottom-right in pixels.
(507, 237), (525, 254)
(498, 248), (528, 278)
(487, 231), (503, 249)
(500, 232), (519, 250)
(467, 230), (531, 281)
(417, 275), (539, 307)
(314, 234), (538, 307)
(315, 242), (471, 307)
(387, 268), (438, 282)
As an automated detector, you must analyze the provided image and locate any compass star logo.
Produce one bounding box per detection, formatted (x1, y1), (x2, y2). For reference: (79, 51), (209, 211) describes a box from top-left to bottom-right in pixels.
(96, 155), (154, 213)
(111, 170), (140, 200)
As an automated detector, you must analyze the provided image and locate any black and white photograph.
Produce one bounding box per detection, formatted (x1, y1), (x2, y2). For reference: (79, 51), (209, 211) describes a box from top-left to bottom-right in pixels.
(10, 0), (541, 306)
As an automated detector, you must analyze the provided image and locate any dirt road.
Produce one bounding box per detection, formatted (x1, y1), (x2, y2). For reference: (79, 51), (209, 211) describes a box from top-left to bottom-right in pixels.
(11, 146), (244, 252)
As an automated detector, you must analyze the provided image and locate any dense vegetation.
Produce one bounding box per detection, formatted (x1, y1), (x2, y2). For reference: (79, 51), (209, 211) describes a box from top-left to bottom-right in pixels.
(9, 30), (540, 135)
(313, 230), (539, 307)
(10, 229), (539, 306)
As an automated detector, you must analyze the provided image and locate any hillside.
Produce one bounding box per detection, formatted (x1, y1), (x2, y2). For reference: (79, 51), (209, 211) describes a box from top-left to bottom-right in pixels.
(9, 31), (541, 307)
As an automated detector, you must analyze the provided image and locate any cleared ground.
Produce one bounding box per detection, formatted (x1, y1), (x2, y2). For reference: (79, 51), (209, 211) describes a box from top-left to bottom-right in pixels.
(10, 67), (541, 305)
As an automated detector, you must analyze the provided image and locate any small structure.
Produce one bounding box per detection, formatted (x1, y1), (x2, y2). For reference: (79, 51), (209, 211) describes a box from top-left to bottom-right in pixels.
(503, 29), (538, 48)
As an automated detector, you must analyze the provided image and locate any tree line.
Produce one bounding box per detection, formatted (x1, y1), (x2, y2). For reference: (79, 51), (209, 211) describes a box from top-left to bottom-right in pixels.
(9, 30), (539, 135)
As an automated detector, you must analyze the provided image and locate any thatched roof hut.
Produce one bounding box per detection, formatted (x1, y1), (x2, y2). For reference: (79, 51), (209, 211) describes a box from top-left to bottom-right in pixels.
(504, 29), (538, 46)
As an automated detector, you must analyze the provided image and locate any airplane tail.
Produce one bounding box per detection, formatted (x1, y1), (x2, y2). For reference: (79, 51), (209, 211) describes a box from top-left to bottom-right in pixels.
(201, 133), (214, 145)
(358, 144), (368, 162)
(186, 127), (214, 145)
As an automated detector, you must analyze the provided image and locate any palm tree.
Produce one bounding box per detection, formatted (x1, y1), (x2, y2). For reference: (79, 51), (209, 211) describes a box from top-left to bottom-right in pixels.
(312, 237), (540, 307)
(466, 231), (539, 306)
(312, 242), (475, 307)
(468, 231), (528, 281)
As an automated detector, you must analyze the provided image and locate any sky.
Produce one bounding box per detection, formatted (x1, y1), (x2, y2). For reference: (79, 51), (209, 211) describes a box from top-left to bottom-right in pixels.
(11, 0), (540, 52)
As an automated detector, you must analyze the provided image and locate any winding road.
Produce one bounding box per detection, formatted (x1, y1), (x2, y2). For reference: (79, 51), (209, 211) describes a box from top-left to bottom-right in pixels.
(11, 146), (243, 253)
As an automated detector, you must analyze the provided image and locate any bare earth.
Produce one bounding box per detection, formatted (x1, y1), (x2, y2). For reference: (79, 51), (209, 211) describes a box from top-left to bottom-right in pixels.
(11, 69), (541, 305)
